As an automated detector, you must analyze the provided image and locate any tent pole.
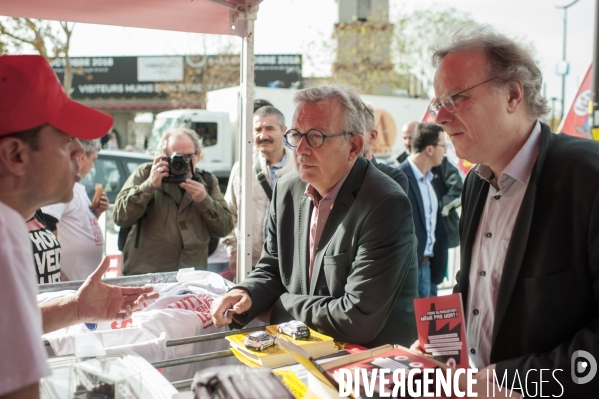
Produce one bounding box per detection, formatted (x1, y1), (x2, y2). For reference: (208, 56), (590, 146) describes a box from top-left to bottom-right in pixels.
(237, 16), (255, 283)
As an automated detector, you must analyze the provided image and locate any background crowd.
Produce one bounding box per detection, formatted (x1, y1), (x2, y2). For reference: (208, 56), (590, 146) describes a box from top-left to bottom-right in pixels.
(2, 22), (599, 398)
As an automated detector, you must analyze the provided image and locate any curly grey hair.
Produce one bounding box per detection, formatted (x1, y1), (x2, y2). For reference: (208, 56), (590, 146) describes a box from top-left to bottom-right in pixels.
(157, 126), (203, 156)
(432, 25), (550, 119)
(292, 84), (365, 137)
(80, 139), (101, 155)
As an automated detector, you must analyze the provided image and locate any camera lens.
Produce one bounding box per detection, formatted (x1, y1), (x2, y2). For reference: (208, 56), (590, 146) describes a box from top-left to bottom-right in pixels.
(169, 152), (189, 175)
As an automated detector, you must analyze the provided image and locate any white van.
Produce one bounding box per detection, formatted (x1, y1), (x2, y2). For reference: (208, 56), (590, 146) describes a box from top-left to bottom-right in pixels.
(148, 109), (232, 190)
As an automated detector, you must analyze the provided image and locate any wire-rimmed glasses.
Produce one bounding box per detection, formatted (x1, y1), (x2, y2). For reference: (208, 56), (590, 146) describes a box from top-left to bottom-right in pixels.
(428, 77), (498, 119)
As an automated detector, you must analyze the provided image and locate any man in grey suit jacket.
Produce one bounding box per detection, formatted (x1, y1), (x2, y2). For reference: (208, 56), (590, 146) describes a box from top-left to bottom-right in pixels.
(211, 84), (419, 348)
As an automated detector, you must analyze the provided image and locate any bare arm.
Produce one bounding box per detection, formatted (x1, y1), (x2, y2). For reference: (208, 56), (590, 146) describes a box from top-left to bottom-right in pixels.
(40, 257), (159, 333)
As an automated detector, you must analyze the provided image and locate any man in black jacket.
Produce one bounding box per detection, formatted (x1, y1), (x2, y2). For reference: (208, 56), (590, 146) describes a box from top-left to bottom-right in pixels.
(396, 120), (417, 164)
(424, 26), (599, 397)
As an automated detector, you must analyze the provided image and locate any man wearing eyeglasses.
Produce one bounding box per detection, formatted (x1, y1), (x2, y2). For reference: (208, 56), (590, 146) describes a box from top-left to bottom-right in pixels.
(398, 123), (448, 299)
(421, 26), (599, 397)
(114, 127), (233, 275)
(211, 84), (418, 348)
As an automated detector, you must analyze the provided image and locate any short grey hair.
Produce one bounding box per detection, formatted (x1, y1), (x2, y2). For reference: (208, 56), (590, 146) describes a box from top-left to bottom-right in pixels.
(80, 139), (101, 155)
(293, 84), (364, 137)
(157, 127), (203, 156)
(363, 102), (376, 132)
(432, 25), (549, 119)
(254, 105), (286, 129)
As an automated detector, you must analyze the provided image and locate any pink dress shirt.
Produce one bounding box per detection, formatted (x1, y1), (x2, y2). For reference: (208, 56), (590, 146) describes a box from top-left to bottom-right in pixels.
(304, 173), (350, 281)
(466, 121), (542, 368)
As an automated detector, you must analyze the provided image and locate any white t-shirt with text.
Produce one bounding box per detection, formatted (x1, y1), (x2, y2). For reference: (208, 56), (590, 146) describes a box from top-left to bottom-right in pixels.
(0, 200), (50, 395)
(43, 182), (104, 281)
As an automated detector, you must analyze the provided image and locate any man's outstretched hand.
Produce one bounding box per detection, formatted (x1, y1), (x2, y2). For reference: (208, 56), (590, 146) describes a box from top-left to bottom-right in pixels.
(76, 257), (159, 322)
(41, 257), (159, 333)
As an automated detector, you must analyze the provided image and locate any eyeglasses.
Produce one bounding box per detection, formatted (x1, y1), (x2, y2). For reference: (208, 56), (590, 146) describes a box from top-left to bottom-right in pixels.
(284, 129), (351, 149)
(428, 77), (498, 119)
(435, 144), (447, 148)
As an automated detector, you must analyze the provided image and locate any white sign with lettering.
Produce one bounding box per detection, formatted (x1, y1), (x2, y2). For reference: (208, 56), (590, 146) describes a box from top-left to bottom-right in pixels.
(137, 56), (184, 82)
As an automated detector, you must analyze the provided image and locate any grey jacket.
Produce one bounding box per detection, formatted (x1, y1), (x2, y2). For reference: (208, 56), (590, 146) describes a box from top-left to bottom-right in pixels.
(113, 162), (233, 275)
(233, 157), (419, 348)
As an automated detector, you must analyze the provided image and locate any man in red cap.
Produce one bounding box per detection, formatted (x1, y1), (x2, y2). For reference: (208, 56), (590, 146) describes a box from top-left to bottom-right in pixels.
(0, 55), (158, 399)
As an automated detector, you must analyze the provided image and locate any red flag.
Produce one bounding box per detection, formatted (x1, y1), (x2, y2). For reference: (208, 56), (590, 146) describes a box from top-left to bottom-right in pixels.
(558, 64), (592, 139)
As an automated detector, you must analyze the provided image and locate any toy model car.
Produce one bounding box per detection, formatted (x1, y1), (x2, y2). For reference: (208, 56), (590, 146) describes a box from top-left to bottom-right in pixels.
(244, 331), (276, 351)
(277, 320), (311, 340)
(193, 365), (293, 399)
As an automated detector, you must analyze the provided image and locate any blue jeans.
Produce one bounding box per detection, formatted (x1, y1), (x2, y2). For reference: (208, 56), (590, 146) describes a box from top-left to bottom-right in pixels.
(418, 261), (431, 298)
(430, 282), (438, 297)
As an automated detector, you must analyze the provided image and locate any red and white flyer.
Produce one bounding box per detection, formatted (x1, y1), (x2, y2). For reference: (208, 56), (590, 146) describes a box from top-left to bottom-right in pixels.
(414, 293), (468, 369)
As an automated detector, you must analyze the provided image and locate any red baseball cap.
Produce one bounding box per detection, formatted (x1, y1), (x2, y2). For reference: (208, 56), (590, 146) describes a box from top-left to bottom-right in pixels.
(0, 54), (113, 139)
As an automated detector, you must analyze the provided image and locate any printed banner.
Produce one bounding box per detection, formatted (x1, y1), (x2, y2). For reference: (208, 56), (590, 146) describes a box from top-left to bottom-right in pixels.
(558, 64), (592, 139)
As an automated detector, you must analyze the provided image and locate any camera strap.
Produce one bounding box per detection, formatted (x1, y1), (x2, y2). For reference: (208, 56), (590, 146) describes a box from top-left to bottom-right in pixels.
(254, 156), (273, 201)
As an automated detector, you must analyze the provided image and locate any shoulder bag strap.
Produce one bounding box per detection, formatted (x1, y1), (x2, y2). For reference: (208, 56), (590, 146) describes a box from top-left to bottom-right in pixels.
(254, 156), (273, 200)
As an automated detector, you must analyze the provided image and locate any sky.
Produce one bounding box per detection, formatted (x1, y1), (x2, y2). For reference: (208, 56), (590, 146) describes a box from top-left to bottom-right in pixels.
(48, 0), (599, 115)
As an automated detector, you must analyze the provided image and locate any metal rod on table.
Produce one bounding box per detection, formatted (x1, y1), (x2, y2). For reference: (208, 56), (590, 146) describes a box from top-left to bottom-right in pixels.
(38, 271), (179, 293)
(166, 325), (265, 347)
(151, 349), (233, 368)
(171, 379), (194, 390)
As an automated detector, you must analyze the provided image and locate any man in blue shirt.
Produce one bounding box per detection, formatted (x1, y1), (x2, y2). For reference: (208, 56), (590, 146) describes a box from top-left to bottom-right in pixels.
(397, 122), (448, 297)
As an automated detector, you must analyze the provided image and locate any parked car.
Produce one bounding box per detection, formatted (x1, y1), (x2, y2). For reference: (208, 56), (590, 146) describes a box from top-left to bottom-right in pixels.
(244, 331), (276, 351)
(277, 320), (311, 340)
(80, 150), (154, 203)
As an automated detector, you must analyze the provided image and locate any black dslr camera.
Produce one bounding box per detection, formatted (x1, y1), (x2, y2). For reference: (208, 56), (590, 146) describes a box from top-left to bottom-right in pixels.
(162, 152), (190, 183)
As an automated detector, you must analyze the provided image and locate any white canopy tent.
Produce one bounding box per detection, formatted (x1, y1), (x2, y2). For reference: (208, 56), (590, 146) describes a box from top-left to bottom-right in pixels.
(0, 0), (262, 281)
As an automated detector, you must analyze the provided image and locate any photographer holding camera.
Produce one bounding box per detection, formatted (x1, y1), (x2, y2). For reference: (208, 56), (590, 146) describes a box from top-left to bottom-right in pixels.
(113, 127), (233, 275)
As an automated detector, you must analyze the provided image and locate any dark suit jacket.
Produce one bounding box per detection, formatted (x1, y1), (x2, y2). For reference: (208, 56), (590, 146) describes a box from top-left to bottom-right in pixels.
(235, 157), (419, 348)
(457, 123), (599, 396)
(431, 157), (463, 248)
(396, 151), (409, 164)
(398, 160), (448, 285)
(372, 156), (409, 195)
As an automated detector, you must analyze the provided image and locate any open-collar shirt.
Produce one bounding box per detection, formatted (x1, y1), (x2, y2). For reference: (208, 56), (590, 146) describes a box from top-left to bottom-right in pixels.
(304, 172), (350, 281)
(466, 120), (542, 368)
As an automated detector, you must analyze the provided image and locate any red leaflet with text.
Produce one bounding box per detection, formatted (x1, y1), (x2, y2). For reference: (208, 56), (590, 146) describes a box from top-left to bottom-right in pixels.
(414, 293), (469, 368)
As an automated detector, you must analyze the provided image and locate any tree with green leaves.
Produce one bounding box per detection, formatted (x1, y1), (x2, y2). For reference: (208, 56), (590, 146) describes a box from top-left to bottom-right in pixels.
(333, 17), (402, 95)
(304, 5), (480, 97)
(0, 18), (75, 95)
(393, 6), (479, 97)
